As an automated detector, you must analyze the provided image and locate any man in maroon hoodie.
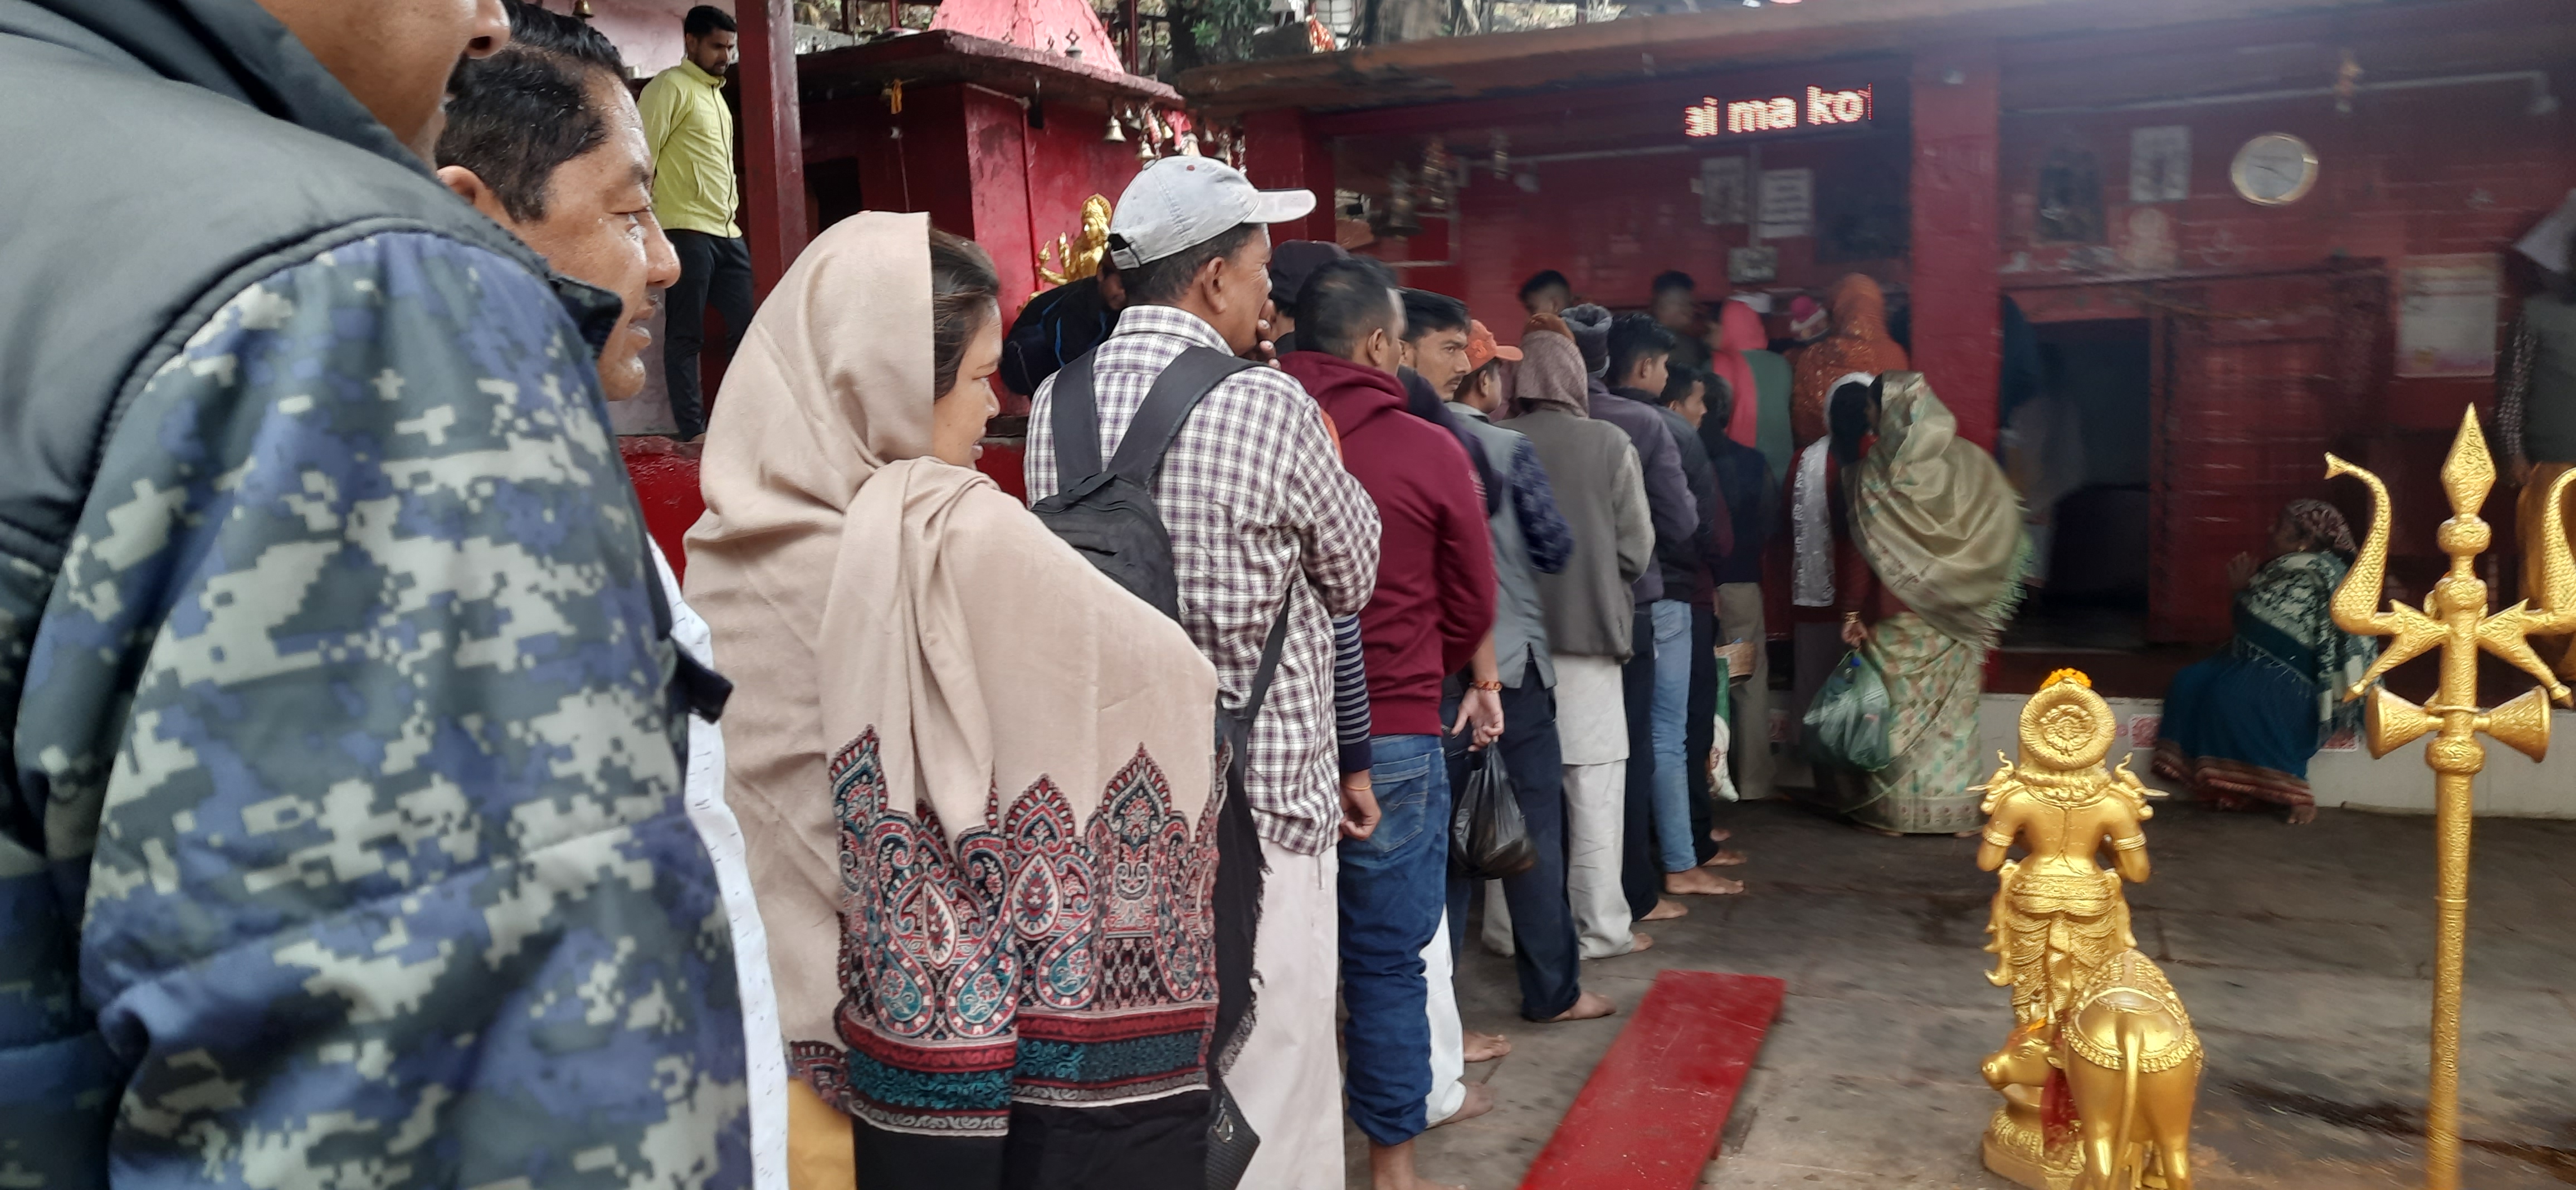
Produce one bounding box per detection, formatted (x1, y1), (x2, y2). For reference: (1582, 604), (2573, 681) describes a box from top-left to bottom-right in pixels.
(1282, 257), (1497, 1190)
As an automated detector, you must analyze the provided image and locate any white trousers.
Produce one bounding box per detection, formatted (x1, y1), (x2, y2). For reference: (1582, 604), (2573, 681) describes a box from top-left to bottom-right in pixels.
(1484, 759), (1633, 960)
(1231, 839), (1344, 1190)
(1422, 912), (1467, 1124)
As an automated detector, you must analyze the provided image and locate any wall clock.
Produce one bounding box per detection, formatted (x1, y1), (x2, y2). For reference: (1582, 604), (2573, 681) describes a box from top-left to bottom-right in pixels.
(2230, 132), (2318, 207)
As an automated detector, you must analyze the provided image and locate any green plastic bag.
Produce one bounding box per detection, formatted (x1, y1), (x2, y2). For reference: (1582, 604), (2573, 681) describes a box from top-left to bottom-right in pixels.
(1803, 648), (1894, 772)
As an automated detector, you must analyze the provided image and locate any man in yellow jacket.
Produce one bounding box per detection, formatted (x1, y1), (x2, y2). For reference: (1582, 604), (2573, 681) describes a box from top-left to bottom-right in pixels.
(640, 4), (750, 441)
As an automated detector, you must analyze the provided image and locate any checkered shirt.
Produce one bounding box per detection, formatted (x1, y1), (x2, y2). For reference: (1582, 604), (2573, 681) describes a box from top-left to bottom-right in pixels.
(1026, 305), (1380, 855)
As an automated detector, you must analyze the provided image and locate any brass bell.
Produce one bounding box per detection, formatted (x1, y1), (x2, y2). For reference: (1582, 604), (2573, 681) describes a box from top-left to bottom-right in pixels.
(1105, 111), (1126, 142)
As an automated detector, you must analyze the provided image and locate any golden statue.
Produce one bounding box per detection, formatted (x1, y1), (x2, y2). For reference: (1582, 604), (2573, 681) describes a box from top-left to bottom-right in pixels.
(2325, 408), (2576, 1190)
(1035, 194), (1114, 294)
(1975, 670), (2202, 1190)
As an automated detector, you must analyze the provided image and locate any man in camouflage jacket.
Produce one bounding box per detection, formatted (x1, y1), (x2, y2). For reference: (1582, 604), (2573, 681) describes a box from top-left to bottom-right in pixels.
(0, 2), (747, 1186)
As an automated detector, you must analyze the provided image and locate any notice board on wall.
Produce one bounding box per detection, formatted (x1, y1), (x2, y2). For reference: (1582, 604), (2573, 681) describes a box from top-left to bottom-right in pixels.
(2395, 253), (2501, 378)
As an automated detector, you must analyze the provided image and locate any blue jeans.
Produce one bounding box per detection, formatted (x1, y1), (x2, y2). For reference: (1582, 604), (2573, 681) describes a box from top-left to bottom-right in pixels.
(1650, 599), (1696, 873)
(1339, 734), (1452, 1147)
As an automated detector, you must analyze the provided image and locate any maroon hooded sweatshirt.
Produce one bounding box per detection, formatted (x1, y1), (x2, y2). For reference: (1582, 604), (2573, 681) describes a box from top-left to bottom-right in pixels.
(1281, 351), (1497, 737)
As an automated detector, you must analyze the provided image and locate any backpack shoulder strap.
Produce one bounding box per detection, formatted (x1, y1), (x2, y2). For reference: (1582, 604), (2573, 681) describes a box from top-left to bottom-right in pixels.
(1239, 599), (1294, 728)
(1107, 346), (1255, 485)
(1047, 352), (1105, 487)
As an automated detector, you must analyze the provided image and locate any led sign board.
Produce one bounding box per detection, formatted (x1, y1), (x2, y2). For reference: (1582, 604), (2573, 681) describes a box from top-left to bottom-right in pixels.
(1683, 85), (1873, 138)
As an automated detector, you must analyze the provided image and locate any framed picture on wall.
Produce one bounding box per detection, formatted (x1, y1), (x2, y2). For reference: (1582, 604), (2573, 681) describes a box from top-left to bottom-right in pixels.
(1728, 246), (1779, 284)
(2129, 126), (2190, 203)
(1701, 157), (1749, 226)
(2395, 253), (2501, 378)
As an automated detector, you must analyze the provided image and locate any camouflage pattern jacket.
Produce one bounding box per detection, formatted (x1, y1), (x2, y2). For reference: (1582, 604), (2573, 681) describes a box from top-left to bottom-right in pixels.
(0, 2), (747, 1185)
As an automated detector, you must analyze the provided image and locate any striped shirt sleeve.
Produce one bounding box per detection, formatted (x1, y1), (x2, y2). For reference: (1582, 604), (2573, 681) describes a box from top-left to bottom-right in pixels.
(1333, 613), (1372, 776)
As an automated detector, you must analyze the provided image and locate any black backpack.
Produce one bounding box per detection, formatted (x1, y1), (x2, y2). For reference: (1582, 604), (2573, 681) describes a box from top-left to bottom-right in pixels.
(1032, 345), (1252, 619)
(1031, 344), (1285, 1189)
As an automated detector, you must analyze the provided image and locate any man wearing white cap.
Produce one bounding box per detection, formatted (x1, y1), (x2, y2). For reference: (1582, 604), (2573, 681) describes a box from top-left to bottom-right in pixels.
(1025, 156), (1381, 1190)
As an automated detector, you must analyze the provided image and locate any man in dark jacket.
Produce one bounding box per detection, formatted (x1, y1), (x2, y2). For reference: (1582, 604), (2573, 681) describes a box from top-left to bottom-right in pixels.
(999, 260), (1123, 397)
(1562, 303), (1697, 925)
(1282, 257), (1497, 1190)
(1696, 370), (1781, 808)
(0, 2), (744, 1183)
(1612, 315), (1737, 900)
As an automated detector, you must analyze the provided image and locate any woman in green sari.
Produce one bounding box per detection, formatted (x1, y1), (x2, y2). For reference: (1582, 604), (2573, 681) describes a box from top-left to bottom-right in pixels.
(1829, 374), (2032, 835)
(2153, 501), (2374, 823)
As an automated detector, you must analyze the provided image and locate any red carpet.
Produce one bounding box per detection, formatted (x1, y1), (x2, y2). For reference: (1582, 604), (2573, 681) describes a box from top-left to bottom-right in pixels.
(1518, 970), (1787, 1190)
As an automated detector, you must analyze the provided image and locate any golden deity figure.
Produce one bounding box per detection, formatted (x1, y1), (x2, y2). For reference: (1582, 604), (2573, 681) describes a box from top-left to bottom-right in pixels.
(1975, 670), (2202, 1190)
(1035, 194), (1114, 293)
(1977, 671), (2149, 1028)
(2325, 408), (2576, 1190)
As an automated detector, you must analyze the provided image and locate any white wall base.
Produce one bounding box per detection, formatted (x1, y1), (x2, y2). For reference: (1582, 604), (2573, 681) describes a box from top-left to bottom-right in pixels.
(1970, 694), (2576, 819)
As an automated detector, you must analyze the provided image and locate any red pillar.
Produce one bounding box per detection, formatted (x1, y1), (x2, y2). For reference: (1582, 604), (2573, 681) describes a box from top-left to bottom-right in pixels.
(1243, 108), (1335, 243)
(738, 0), (809, 301)
(1907, 43), (2002, 450)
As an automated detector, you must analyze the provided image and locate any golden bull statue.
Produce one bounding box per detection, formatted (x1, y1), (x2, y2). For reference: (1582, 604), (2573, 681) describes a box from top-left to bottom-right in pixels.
(1976, 670), (2202, 1190)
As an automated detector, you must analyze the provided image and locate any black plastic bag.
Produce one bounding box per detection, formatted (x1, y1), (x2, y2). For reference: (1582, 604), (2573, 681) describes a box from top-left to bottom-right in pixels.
(1451, 745), (1536, 880)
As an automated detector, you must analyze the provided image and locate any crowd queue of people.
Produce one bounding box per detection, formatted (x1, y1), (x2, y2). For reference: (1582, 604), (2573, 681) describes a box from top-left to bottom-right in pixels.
(1, 1), (2402, 1187)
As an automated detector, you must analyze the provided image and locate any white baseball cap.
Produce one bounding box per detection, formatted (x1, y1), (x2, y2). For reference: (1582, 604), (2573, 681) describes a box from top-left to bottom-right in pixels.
(1108, 157), (1316, 271)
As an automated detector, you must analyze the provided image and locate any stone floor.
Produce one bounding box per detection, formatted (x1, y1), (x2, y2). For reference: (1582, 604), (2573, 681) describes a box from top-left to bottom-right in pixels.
(1352, 798), (2576, 1189)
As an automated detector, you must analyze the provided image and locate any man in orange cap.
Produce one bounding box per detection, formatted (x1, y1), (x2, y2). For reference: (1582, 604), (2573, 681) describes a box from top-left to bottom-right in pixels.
(1445, 319), (1614, 1026)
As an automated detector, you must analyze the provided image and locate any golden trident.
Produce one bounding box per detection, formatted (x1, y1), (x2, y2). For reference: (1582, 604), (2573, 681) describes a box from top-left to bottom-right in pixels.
(2325, 406), (2576, 1190)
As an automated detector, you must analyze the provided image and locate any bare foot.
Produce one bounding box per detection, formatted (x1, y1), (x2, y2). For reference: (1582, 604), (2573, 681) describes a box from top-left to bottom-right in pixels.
(1627, 931), (1656, 954)
(1430, 1080), (1495, 1130)
(1368, 1137), (1468, 1190)
(2287, 804), (2318, 825)
(1463, 1031), (1512, 1062)
(1544, 991), (1618, 1022)
(1709, 827), (1733, 843)
(1643, 898), (1689, 920)
(1701, 848), (1750, 867)
(1665, 868), (1745, 896)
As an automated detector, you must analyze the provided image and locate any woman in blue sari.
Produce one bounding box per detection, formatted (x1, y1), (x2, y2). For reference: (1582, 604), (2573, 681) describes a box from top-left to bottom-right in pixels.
(2155, 500), (2375, 824)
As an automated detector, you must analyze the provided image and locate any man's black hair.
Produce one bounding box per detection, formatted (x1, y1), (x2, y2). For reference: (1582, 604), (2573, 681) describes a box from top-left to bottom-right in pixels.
(1519, 269), (1571, 303)
(685, 4), (737, 36)
(505, 0), (625, 66)
(1652, 270), (1695, 296)
(1297, 257), (1402, 359)
(436, 1), (628, 224)
(1118, 223), (1261, 308)
(1656, 364), (1705, 408)
(1607, 312), (1677, 386)
(1398, 289), (1468, 344)
(1701, 369), (1735, 418)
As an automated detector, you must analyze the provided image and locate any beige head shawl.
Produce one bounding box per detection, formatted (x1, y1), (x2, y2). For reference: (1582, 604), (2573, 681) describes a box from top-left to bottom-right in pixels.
(1514, 328), (1591, 417)
(684, 212), (1216, 1076)
(1847, 372), (2032, 647)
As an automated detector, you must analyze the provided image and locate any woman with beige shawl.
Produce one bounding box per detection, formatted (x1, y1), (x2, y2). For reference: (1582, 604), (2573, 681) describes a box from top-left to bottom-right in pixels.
(684, 212), (1222, 1189)
(1828, 373), (2032, 835)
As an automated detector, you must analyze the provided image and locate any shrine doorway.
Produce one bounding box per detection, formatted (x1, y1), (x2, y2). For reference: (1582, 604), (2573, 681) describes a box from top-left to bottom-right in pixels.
(1999, 317), (2153, 655)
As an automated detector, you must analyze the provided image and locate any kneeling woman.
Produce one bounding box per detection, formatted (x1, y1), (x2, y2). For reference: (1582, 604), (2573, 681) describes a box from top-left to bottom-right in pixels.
(2155, 501), (2374, 825)
(686, 213), (1223, 1187)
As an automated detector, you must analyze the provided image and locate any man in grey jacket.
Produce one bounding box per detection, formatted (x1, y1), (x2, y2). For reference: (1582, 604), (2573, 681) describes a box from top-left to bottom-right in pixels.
(1499, 318), (1657, 959)
(1562, 303), (1696, 926)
